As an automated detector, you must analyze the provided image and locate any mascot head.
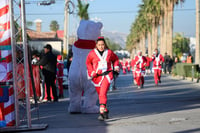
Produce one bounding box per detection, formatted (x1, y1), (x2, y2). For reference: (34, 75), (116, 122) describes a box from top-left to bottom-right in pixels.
(77, 20), (103, 41)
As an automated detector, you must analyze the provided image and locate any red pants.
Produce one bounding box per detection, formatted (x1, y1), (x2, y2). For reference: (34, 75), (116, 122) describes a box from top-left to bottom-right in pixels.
(154, 69), (162, 84)
(135, 73), (144, 86)
(122, 68), (126, 74)
(57, 78), (63, 95)
(95, 78), (110, 105)
(132, 71), (136, 79)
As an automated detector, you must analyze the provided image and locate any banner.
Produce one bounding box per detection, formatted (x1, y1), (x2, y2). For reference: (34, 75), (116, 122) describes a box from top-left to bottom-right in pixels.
(0, 0), (15, 126)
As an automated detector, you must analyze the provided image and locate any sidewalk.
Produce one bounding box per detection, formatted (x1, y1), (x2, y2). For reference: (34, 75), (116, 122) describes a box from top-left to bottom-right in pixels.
(2, 73), (200, 133)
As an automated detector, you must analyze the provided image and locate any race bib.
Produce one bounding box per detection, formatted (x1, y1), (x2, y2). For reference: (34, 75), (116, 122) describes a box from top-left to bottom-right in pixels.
(98, 60), (107, 72)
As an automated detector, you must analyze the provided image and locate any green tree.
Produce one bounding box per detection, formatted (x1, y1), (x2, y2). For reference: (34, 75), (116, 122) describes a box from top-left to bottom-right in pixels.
(77, 0), (89, 20)
(50, 20), (59, 32)
(172, 33), (190, 57)
(126, 0), (185, 57)
(26, 21), (33, 28)
(105, 38), (122, 51)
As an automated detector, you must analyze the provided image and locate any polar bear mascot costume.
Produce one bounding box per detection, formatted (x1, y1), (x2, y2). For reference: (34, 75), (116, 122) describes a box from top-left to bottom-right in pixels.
(68, 20), (103, 114)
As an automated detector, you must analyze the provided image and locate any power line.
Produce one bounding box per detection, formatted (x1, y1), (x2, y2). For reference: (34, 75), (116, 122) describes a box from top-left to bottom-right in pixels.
(22, 8), (196, 16)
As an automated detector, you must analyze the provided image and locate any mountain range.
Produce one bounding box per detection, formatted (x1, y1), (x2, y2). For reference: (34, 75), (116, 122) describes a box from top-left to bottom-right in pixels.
(102, 31), (128, 49)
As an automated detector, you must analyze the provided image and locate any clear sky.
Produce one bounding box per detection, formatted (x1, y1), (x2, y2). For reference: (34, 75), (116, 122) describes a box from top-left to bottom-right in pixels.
(25, 0), (196, 37)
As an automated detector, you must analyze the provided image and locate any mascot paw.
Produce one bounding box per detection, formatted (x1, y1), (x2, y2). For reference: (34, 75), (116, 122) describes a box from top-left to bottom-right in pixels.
(81, 105), (100, 114)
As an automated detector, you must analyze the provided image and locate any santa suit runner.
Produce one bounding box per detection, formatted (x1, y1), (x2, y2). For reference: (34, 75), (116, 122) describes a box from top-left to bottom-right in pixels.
(135, 56), (146, 77)
(86, 49), (119, 104)
(126, 60), (131, 72)
(134, 56), (146, 86)
(121, 59), (127, 74)
(152, 54), (163, 70)
(151, 54), (164, 84)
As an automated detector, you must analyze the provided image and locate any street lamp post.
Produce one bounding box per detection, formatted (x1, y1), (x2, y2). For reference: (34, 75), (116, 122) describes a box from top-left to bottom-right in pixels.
(64, 0), (69, 56)
(64, 0), (74, 56)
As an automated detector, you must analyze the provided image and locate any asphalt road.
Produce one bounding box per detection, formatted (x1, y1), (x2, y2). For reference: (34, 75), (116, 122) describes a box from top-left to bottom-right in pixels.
(7, 73), (200, 133)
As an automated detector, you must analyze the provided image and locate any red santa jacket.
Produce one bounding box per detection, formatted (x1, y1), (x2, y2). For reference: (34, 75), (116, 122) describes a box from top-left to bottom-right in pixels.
(86, 49), (119, 87)
(134, 55), (147, 73)
(121, 59), (127, 69)
(126, 60), (131, 69)
(151, 54), (164, 70)
(131, 58), (136, 71)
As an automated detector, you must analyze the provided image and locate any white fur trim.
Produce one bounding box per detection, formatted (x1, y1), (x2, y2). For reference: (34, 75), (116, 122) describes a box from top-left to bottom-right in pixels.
(114, 66), (119, 69)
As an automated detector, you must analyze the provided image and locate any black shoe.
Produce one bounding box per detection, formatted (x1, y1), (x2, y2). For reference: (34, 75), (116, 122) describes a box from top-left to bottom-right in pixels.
(70, 112), (81, 114)
(103, 111), (109, 119)
(98, 114), (105, 121)
(59, 94), (64, 98)
(53, 99), (58, 102)
(46, 99), (51, 102)
(159, 80), (161, 83)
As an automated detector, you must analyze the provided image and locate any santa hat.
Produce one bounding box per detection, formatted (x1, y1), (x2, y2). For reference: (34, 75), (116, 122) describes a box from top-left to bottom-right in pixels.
(57, 55), (62, 61)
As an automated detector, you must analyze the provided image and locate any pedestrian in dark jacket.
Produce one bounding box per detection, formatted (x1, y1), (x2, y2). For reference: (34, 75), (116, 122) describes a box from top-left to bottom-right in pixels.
(164, 52), (170, 74)
(36, 44), (58, 102)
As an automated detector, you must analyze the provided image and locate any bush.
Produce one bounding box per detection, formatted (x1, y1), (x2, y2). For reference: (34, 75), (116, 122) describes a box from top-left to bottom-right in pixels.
(172, 63), (199, 78)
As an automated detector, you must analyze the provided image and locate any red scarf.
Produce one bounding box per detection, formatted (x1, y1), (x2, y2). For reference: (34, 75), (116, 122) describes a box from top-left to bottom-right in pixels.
(74, 39), (96, 49)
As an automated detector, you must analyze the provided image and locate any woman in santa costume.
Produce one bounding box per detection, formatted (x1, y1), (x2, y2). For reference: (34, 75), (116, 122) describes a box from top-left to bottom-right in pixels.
(126, 58), (131, 73)
(145, 54), (151, 75)
(131, 55), (137, 85)
(86, 37), (119, 120)
(120, 58), (127, 74)
(151, 48), (164, 86)
(134, 50), (147, 89)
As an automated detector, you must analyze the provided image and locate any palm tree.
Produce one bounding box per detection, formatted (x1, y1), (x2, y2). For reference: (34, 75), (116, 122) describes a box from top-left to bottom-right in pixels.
(127, 0), (164, 56)
(77, 0), (89, 20)
(26, 21), (33, 28)
(50, 20), (59, 32)
(173, 33), (190, 57)
(142, 0), (162, 54)
(159, 0), (166, 55)
(166, 0), (185, 57)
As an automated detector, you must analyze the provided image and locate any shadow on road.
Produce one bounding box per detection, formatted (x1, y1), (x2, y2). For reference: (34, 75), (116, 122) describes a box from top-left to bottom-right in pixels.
(107, 73), (200, 122)
(28, 73), (200, 133)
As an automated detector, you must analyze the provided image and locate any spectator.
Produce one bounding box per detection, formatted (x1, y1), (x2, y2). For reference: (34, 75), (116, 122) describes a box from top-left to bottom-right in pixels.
(164, 52), (170, 74)
(168, 56), (173, 74)
(186, 53), (193, 63)
(36, 44), (58, 102)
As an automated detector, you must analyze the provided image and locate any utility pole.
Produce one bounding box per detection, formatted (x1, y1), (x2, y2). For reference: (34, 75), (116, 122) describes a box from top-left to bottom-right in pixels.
(64, 0), (69, 56)
(196, 0), (200, 64)
(63, 0), (74, 56)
